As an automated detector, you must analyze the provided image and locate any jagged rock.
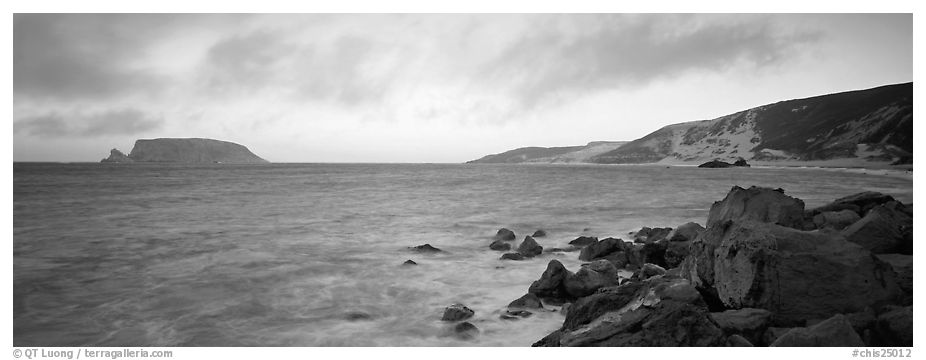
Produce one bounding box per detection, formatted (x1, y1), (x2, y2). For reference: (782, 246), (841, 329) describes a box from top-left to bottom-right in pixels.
(576, 300), (726, 346)
(517, 236), (543, 257)
(633, 227), (672, 244)
(770, 314), (865, 347)
(441, 304), (474, 321)
(569, 236), (598, 247)
(508, 293), (543, 309)
(532, 330), (565, 347)
(705, 186), (806, 229)
(636, 263), (666, 280)
(814, 191), (897, 217)
(842, 202), (912, 254)
(528, 260), (573, 302)
(710, 308), (772, 344)
(812, 210), (861, 230)
(494, 228), (516, 241)
(666, 222), (704, 242)
(876, 254), (912, 304)
(664, 240), (691, 269)
(601, 251), (629, 269)
(500, 253), (525, 261)
(564, 260), (619, 298)
(402, 260), (417, 266)
(100, 148), (134, 163)
(872, 306), (912, 346)
(695, 220), (900, 325)
(532, 229), (547, 237)
(726, 334), (754, 347)
(489, 240), (511, 251)
(452, 321), (479, 340)
(578, 237), (626, 261)
(409, 244), (442, 253)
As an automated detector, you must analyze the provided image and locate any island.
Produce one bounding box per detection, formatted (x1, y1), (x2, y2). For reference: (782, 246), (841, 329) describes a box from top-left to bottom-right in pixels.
(101, 138), (269, 164)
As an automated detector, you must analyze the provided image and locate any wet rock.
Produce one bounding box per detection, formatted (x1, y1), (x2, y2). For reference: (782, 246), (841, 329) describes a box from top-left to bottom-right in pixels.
(876, 254), (912, 304)
(564, 260), (619, 298)
(494, 228), (516, 241)
(705, 186), (806, 229)
(500, 253), (525, 261)
(577, 300), (726, 346)
(685, 220), (900, 326)
(402, 260), (417, 266)
(508, 293), (543, 309)
(770, 314), (865, 347)
(726, 334), (754, 347)
(545, 246), (580, 253)
(528, 260), (574, 302)
(814, 191), (897, 217)
(578, 237), (626, 261)
(812, 210), (861, 230)
(453, 321), (479, 340)
(409, 244), (442, 253)
(562, 281), (645, 331)
(633, 227), (672, 244)
(601, 251), (629, 269)
(842, 202), (912, 254)
(532, 229), (547, 237)
(489, 240), (511, 251)
(499, 310), (533, 320)
(568, 236), (598, 247)
(666, 222), (704, 242)
(517, 236), (543, 257)
(710, 308), (772, 344)
(441, 303), (475, 321)
(532, 330), (565, 347)
(872, 306), (912, 347)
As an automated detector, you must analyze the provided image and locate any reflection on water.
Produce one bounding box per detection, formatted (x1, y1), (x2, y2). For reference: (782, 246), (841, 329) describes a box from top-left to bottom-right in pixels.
(13, 163), (912, 346)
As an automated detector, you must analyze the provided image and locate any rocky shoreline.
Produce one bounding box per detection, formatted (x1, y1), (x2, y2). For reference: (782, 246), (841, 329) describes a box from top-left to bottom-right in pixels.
(418, 186), (913, 346)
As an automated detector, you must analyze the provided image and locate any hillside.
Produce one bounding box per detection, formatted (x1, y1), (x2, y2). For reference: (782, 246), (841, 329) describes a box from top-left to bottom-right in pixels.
(467, 141), (628, 164)
(591, 83), (912, 166)
(101, 138), (268, 164)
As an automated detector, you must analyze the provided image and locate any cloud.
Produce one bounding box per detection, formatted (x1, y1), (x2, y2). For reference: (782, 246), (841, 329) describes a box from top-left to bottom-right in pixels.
(483, 15), (822, 107)
(15, 108), (163, 137)
(203, 30), (296, 93)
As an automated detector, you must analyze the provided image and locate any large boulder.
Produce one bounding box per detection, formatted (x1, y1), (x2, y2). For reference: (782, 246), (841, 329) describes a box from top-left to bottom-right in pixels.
(517, 236), (543, 257)
(812, 191), (897, 217)
(710, 308), (772, 345)
(841, 202), (912, 254)
(705, 186), (806, 229)
(872, 306), (912, 347)
(876, 254), (912, 305)
(494, 228), (516, 241)
(812, 210), (861, 230)
(770, 314), (865, 347)
(635, 263), (666, 280)
(561, 281), (645, 331)
(564, 260), (619, 298)
(528, 260), (574, 302)
(666, 222), (704, 242)
(569, 236), (598, 247)
(578, 237), (626, 261)
(441, 303), (474, 321)
(699, 221), (901, 326)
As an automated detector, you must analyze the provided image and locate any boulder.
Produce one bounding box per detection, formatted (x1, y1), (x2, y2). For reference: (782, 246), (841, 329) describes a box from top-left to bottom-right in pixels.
(666, 222), (704, 242)
(601, 251), (629, 269)
(812, 210), (861, 230)
(876, 254), (912, 304)
(517, 236), (543, 257)
(494, 228), (516, 241)
(568, 236), (598, 247)
(842, 202), (912, 254)
(545, 246), (580, 253)
(726, 334), (754, 347)
(578, 237), (626, 261)
(710, 308), (772, 344)
(452, 321), (479, 340)
(770, 314), (865, 347)
(633, 227), (672, 244)
(640, 240), (668, 268)
(500, 253), (525, 261)
(664, 240), (691, 269)
(409, 244), (442, 253)
(528, 260), (574, 302)
(574, 300), (726, 346)
(814, 191), (897, 217)
(500, 310), (533, 320)
(564, 260), (619, 298)
(489, 240), (511, 251)
(705, 186), (806, 229)
(532, 330), (565, 347)
(441, 303), (474, 321)
(508, 293), (543, 309)
(698, 221), (900, 326)
(872, 306), (912, 346)
(532, 229), (547, 237)
(402, 260), (418, 266)
(636, 263), (666, 280)
(631, 227), (653, 243)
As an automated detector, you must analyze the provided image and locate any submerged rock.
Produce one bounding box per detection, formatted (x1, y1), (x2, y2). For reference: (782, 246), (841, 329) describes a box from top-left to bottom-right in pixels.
(489, 240), (511, 251)
(409, 244), (442, 253)
(494, 228), (516, 241)
(441, 303), (475, 321)
(500, 310), (533, 320)
(532, 229), (547, 237)
(402, 260), (418, 266)
(770, 314), (865, 347)
(500, 253), (525, 261)
(453, 321), (479, 340)
(517, 236), (543, 257)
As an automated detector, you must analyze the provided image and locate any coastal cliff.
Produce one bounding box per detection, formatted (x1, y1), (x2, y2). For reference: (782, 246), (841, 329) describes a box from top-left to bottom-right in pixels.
(101, 138), (268, 164)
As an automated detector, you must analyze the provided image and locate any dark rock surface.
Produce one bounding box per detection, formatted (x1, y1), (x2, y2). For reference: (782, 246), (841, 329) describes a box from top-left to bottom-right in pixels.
(698, 160), (736, 168)
(489, 240), (511, 251)
(528, 260), (573, 302)
(402, 260), (417, 266)
(705, 186), (806, 229)
(876, 254), (913, 304)
(578, 237), (626, 261)
(568, 236), (598, 247)
(666, 222), (704, 242)
(770, 314), (865, 347)
(441, 304), (475, 321)
(409, 244), (442, 253)
(500, 253), (525, 261)
(452, 321), (479, 340)
(563, 260), (619, 298)
(872, 306), (912, 346)
(816, 191), (898, 216)
(635, 263), (667, 280)
(100, 148), (134, 163)
(103, 138), (268, 163)
(710, 308), (772, 344)
(726, 334), (754, 347)
(517, 236), (543, 257)
(508, 293), (544, 309)
(532, 229), (547, 237)
(494, 228), (516, 241)
(812, 210), (861, 230)
(842, 202), (912, 254)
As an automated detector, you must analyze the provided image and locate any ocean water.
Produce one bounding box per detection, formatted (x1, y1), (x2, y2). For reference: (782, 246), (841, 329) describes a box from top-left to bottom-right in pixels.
(13, 163), (913, 346)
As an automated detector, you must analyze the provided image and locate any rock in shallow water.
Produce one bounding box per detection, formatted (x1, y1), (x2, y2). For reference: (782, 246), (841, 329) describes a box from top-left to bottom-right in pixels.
(528, 260), (573, 302)
(569, 236), (598, 247)
(517, 236), (543, 257)
(578, 237), (625, 261)
(402, 260), (417, 266)
(441, 304), (474, 321)
(489, 240), (511, 251)
(532, 229), (547, 237)
(494, 228), (516, 241)
(409, 244), (442, 253)
(508, 293), (543, 309)
(500, 253), (525, 261)
(453, 321), (479, 340)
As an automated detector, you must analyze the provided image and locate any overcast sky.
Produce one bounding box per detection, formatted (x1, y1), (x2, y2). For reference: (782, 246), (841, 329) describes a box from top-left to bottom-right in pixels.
(13, 13), (912, 162)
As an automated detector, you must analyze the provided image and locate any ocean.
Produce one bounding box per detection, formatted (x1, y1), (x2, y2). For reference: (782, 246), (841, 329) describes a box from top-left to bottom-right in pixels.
(12, 163), (913, 346)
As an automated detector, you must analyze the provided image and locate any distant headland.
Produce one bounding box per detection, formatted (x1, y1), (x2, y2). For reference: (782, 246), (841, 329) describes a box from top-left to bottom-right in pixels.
(101, 138), (268, 164)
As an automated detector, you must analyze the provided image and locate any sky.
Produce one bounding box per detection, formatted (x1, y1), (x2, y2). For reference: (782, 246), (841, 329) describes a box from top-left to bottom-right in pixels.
(12, 13), (913, 163)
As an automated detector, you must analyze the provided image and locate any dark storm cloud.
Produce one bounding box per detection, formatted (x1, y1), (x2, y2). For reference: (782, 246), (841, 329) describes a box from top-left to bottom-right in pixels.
(486, 15), (822, 107)
(15, 109), (163, 137)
